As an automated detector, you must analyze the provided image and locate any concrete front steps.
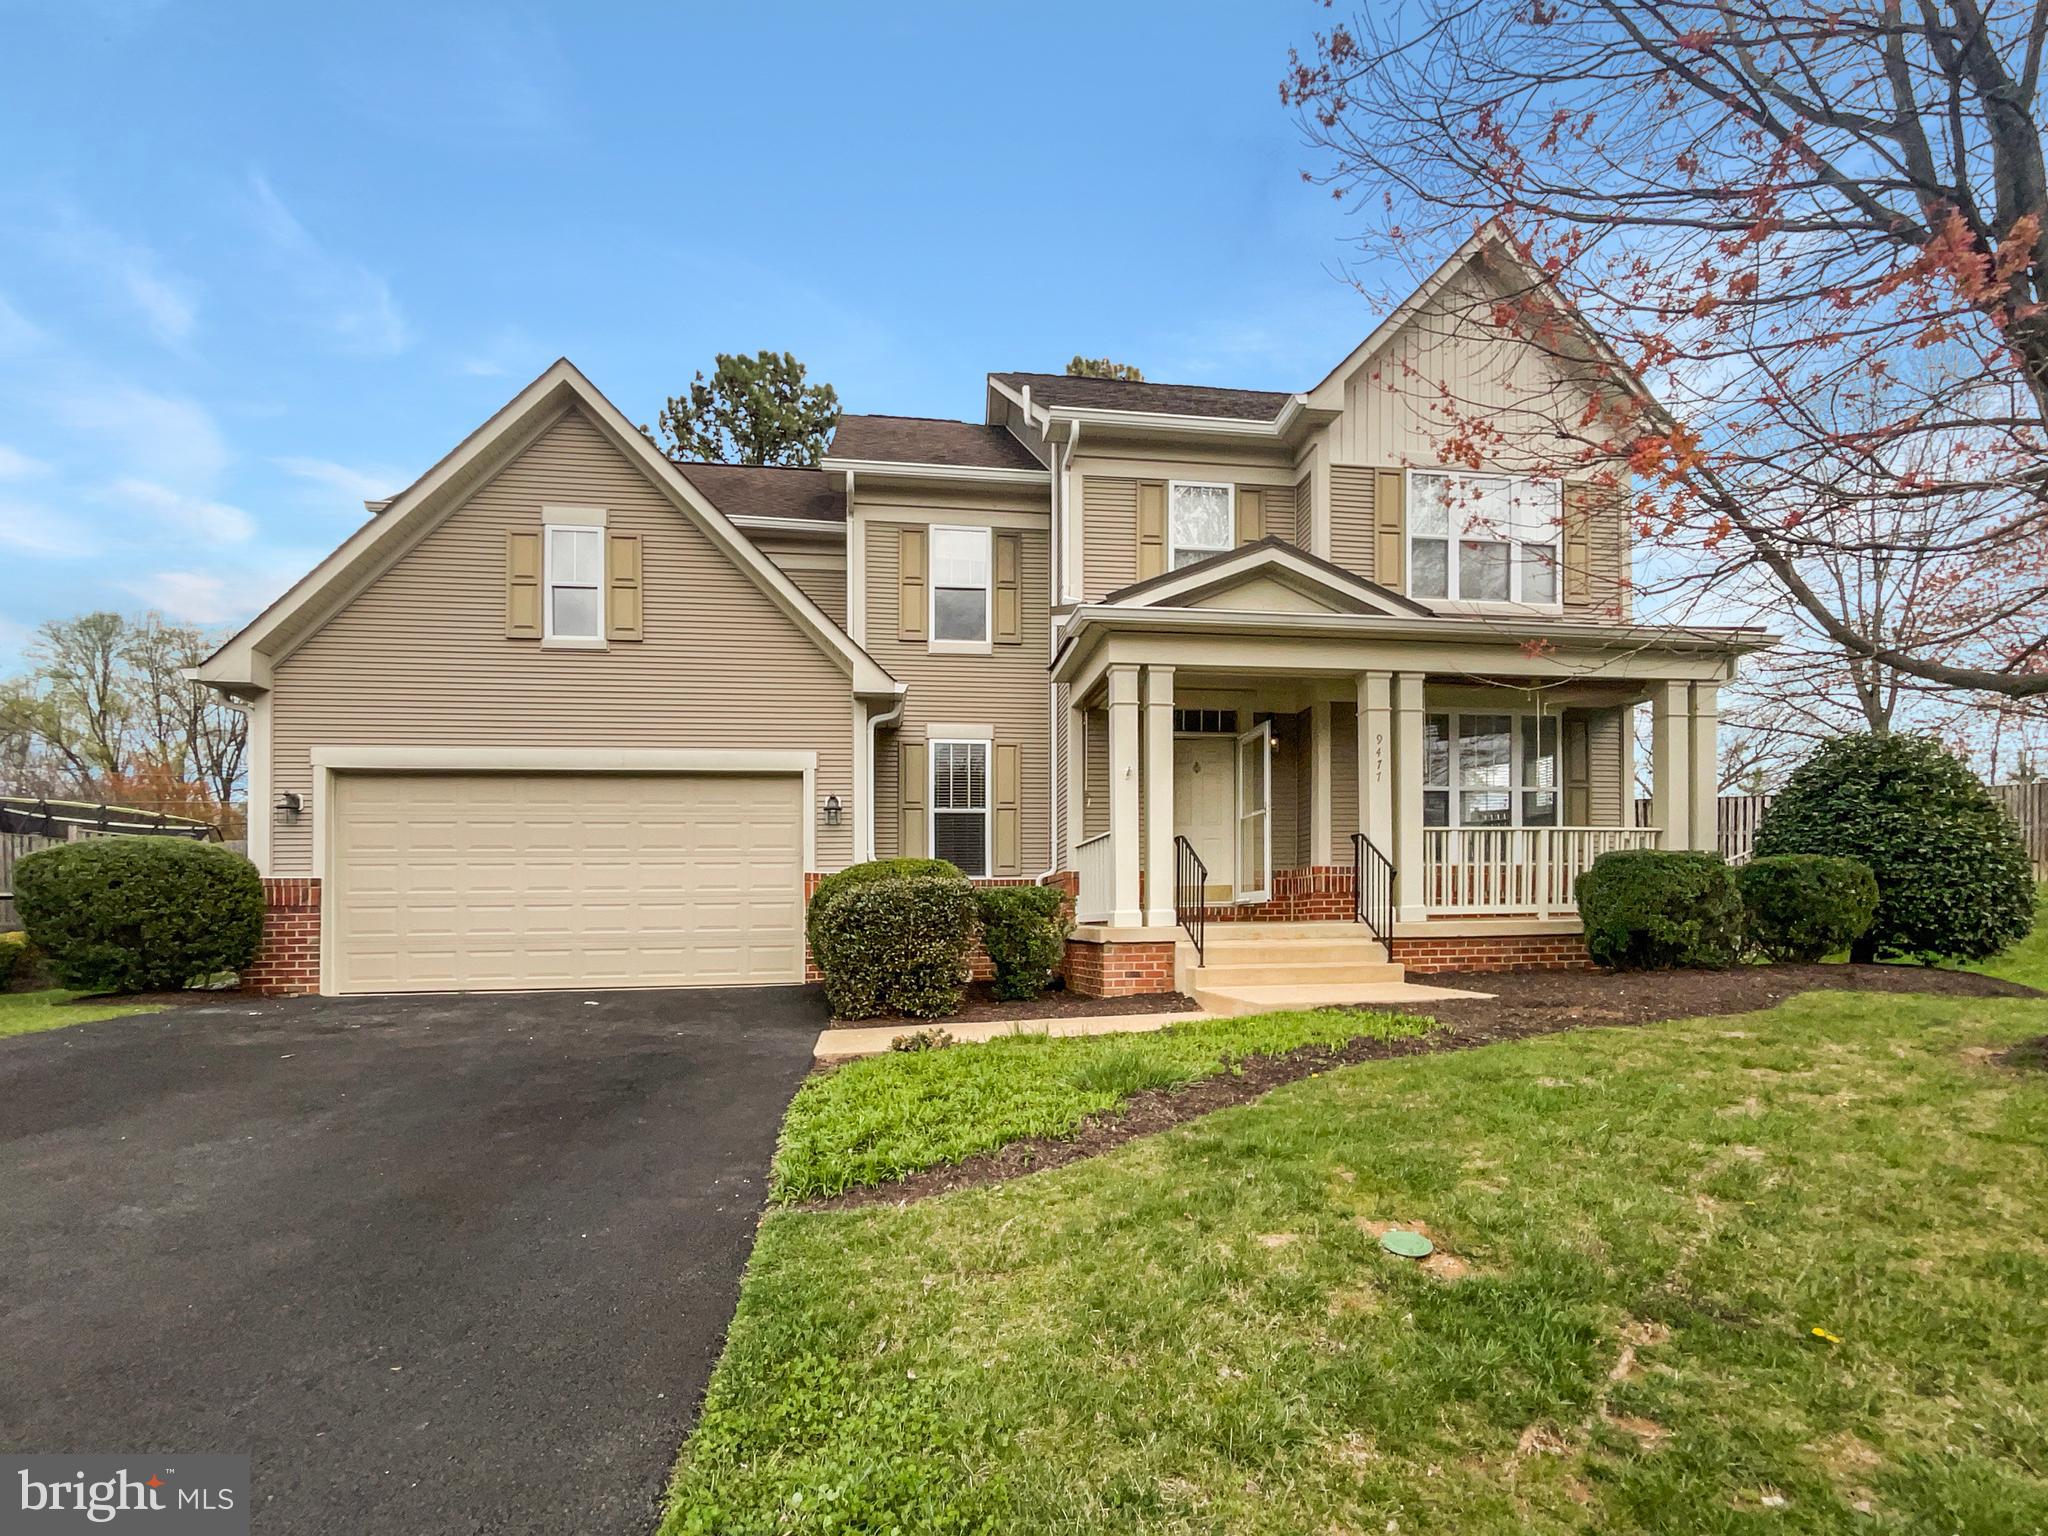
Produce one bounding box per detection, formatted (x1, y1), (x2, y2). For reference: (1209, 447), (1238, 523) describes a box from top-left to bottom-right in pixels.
(1181, 919), (1409, 1015)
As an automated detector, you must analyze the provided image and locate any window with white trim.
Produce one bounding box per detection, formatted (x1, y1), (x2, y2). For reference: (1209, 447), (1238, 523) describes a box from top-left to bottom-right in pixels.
(1422, 712), (1560, 827)
(545, 524), (604, 641)
(929, 526), (991, 645)
(1168, 481), (1234, 569)
(1407, 471), (1561, 605)
(930, 739), (989, 875)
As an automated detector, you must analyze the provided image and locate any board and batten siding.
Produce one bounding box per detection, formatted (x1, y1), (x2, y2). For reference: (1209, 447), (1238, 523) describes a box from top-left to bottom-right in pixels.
(268, 406), (858, 875)
(864, 516), (1052, 869)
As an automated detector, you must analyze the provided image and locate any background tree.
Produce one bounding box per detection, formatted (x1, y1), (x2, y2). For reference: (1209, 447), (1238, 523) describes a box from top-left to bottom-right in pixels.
(1066, 355), (1146, 381)
(644, 350), (839, 467)
(0, 612), (247, 832)
(1284, 2), (2048, 707)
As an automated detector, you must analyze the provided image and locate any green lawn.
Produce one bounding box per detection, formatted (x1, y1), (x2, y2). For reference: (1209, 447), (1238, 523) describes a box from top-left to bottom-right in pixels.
(776, 1009), (1435, 1201)
(1971, 884), (2048, 989)
(0, 988), (166, 1039)
(668, 989), (2048, 1534)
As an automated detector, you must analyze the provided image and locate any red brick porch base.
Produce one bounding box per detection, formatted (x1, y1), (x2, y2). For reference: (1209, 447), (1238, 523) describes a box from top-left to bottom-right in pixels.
(247, 878), (321, 996)
(1062, 937), (1177, 998)
(1390, 930), (1592, 974)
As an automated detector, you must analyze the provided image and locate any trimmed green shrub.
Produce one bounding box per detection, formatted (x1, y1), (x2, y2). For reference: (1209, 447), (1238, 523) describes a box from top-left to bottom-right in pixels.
(0, 932), (25, 990)
(1752, 733), (2033, 962)
(1576, 848), (1743, 970)
(13, 838), (263, 994)
(975, 884), (1071, 1001)
(806, 857), (961, 975)
(812, 873), (978, 1019)
(1736, 854), (1879, 962)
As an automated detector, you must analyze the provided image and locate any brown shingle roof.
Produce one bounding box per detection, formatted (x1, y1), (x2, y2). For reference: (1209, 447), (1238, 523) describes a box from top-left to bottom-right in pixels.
(991, 371), (1294, 422)
(828, 415), (1046, 471)
(674, 461), (842, 524)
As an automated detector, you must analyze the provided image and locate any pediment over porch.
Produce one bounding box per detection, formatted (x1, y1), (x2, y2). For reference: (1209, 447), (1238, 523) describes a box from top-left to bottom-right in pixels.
(1093, 537), (1430, 619)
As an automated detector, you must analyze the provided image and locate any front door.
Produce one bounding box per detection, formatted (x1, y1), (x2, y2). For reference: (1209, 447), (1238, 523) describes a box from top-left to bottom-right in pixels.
(1234, 720), (1272, 904)
(1172, 736), (1234, 902)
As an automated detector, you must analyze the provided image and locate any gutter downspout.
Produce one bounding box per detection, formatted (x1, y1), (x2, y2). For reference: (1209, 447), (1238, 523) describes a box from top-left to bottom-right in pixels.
(860, 690), (906, 863)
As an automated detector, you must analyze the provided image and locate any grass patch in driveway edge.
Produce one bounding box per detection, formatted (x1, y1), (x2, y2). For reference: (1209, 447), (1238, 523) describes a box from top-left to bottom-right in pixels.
(770, 1008), (1435, 1202)
(0, 988), (167, 1040)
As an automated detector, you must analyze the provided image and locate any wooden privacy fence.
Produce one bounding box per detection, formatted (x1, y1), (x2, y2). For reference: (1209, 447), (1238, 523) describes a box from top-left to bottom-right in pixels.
(1638, 786), (2048, 877)
(0, 832), (57, 930)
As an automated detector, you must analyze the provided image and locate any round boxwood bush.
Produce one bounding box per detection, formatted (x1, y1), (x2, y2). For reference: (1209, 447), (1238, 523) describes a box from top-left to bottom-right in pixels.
(1576, 848), (1743, 970)
(805, 857), (961, 976)
(974, 884), (1071, 1000)
(810, 871), (977, 1019)
(1735, 854), (1879, 962)
(1752, 733), (2033, 962)
(14, 837), (263, 993)
(0, 931), (27, 990)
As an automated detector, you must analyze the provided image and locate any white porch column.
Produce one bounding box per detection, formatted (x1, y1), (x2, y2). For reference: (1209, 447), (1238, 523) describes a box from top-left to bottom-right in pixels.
(1064, 689), (1088, 869)
(1142, 664), (1177, 926)
(1648, 680), (1692, 849)
(1688, 683), (1721, 853)
(1359, 671), (1394, 856)
(1392, 672), (1427, 920)
(1106, 664), (1143, 926)
(1309, 700), (1334, 866)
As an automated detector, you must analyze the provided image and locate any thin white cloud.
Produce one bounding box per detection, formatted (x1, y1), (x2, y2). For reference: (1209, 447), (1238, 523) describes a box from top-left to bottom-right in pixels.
(121, 570), (242, 625)
(244, 174), (409, 357)
(0, 500), (93, 558)
(456, 325), (542, 379)
(272, 455), (396, 503)
(45, 209), (198, 345)
(0, 445), (52, 481)
(55, 384), (228, 489)
(103, 477), (253, 544)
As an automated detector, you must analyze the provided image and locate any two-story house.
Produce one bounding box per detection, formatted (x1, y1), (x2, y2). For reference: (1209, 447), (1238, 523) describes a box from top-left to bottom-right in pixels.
(200, 230), (1771, 1000)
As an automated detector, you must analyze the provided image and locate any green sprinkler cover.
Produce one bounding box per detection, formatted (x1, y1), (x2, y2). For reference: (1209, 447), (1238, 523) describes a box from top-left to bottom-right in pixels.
(1380, 1229), (1434, 1259)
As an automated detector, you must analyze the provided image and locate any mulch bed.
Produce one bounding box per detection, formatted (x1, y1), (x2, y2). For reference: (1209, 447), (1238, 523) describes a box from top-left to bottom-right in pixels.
(830, 982), (1197, 1029)
(56, 989), (232, 1009)
(799, 963), (2039, 1212)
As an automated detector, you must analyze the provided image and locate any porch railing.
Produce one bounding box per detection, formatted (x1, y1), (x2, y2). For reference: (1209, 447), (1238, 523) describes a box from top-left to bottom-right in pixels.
(1351, 832), (1396, 945)
(1173, 835), (1207, 964)
(1420, 826), (1662, 917)
(1075, 832), (1114, 923)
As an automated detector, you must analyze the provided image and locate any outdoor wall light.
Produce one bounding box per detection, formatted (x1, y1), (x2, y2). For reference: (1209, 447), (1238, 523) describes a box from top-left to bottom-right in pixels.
(274, 790), (303, 822)
(823, 794), (842, 828)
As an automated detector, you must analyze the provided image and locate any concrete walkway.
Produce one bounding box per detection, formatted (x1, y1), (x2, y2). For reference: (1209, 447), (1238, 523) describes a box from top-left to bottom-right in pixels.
(814, 979), (1493, 1060)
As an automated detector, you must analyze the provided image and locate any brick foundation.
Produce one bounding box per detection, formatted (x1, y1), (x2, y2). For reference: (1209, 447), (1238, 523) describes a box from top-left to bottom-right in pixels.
(1390, 930), (1592, 974)
(1063, 937), (1177, 998)
(1192, 865), (1358, 923)
(247, 878), (322, 996)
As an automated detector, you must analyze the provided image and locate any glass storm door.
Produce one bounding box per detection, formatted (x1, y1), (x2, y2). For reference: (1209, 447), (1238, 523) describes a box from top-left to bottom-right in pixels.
(1234, 720), (1272, 903)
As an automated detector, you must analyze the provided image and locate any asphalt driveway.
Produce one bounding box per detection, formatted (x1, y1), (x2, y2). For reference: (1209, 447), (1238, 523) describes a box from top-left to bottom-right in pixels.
(0, 984), (825, 1534)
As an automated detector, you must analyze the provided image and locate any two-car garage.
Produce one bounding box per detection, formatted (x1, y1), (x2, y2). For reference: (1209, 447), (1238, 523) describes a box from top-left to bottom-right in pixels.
(321, 760), (809, 995)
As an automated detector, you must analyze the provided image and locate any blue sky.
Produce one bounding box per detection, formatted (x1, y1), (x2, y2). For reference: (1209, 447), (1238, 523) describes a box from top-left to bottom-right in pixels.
(0, 1), (1391, 667)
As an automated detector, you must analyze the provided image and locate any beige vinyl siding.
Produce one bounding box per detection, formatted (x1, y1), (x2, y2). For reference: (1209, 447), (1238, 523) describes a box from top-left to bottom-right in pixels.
(865, 515), (1052, 869)
(1083, 708), (1108, 839)
(778, 562), (847, 628)
(1266, 710), (1303, 870)
(1329, 467), (1375, 580)
(1331, 703), (1360, 844)
(269, 406), (856, 875)
(1292, 473), (1313, 550)
(1255, 482), (1298, 551)
(1082, 478), (1139, 599)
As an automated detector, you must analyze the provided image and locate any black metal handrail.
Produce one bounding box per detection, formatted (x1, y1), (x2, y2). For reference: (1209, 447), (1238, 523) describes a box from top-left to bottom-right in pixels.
(1352, 832), (1395, 945)
(1173, 834), (1207, 964)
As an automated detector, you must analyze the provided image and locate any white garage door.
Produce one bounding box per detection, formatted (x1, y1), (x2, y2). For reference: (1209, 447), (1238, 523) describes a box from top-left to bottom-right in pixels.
(328, 771), (805, 994)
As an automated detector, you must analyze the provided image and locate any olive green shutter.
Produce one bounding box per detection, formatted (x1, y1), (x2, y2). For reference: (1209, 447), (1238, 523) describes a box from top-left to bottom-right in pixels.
(505, 530), (542, 638)
(993, 743), (1021, 875)
(605, 532), (643, 641)
(899, 742), (928, 857)
(993, 532), (1022, 643)
(1236, 487), (1265, 545)
(1562, 484), (1592, 603)
(1563, 714), (1592, 824)
(1372, 470), (1404, 589)
(898, 526), (927, 641)
(1136, 481), (1167, 580)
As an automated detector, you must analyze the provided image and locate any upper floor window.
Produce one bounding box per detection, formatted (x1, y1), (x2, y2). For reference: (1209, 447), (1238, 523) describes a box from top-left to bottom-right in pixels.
(1407, 471), (1560, 605)
(930, 526), (991, 646)
(1423, 712), (1560, 828)
(545, 524), (604, 642)
(1168, 481), (1234, 569)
